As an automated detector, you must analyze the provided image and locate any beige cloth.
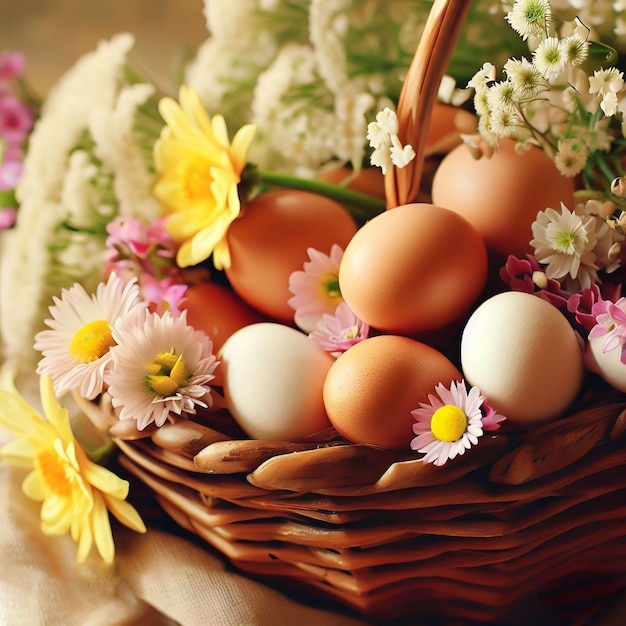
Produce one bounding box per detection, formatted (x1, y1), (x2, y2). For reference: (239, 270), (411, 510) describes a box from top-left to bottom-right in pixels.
(0, 459), (368, 626)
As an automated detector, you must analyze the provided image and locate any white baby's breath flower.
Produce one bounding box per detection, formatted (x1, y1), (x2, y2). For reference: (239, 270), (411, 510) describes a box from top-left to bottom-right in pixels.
(0, 34), (138, 374)
(505, 0), (551, 41)
(560, 32), (589, 66)
(390, 136), (416, 169)
(532, 37), (567, 81)
(486, 81), (517, 112)
(467, 62), (497, 91)
(489, 106), (520, 137)
(589, 68), (625, 97)
(503, 57), (548, 99)
(89, 83), (162, 223)
(367, 107), (414, 174)
(554, 137), (589, 177)
(60, 151), (102, 230)
(589, 68), (625, 117)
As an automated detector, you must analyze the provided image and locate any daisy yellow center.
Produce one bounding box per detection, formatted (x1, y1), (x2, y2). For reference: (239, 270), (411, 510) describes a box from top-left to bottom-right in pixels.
(430, 405), (468, 442)
(145, 350), (189, 397)
(34, 447), (73, 498)
(184, 162), (214, 202)
(69, 320), (115, 363)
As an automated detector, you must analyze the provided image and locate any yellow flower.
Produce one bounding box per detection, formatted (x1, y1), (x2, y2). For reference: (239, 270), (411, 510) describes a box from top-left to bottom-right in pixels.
(0, 375), (146, 564)
(153, 85), (256, 270)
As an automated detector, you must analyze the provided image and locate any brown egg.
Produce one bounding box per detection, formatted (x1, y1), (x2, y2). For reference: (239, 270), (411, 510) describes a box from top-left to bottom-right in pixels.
(323, 334), (462, 450)
(182, 281), (265, 352)
(225, 190), (358, 323)
(338, 202), (488, 334)
(318, 165), (386, 200)
(431, 137), (576, 258)
(182, 281), (265, 386)
(425, 102), (477, 153)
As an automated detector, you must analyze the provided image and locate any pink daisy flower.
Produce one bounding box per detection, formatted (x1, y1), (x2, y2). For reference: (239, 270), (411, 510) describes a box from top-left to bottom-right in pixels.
(288, 244), (344, 333)
(411, 380), (506, 466)
(309, 301), (369, 356)
(105, 310), (219, 430)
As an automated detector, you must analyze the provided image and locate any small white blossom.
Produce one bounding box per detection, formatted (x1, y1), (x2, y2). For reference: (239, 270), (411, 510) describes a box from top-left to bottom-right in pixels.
(503, 58), (548, 99)
(560, 32), (589, 66)
(367, 107), (414, 174)
(389, 136), (416, 169)
(467, 62), (497, 91)
(532, 37), (567, 81)
(554, 137), (589, 177)
(530, 203), (598, 288)
(505, 0), (551, 41)
(589, 68), (625, 117)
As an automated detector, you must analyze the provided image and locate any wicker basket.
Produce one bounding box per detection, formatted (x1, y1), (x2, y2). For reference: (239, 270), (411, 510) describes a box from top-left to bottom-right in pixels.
(99, 0), (626, 623)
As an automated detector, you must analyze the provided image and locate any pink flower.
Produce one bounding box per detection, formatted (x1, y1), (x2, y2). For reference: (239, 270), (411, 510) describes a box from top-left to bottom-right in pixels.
(0, 159), (23, 190)
(0, 207), (16, 229)
(309, 301), (369, 356)
(589, 297), (626, 363)
(411, 380), (506, 466)
(106, 310), (219, 430)
(105, 216), (187, 314)
(141, 274), (188, 316)
(0, 93), (34, 145)
(288, 244), (344, 333)
(0, 52), (25, 80)
(567, 283), (621, 333)
(500, 254), (568, 309)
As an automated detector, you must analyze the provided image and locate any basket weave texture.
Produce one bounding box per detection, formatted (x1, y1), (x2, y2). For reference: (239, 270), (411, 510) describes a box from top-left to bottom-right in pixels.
(105, 0), (626, 622)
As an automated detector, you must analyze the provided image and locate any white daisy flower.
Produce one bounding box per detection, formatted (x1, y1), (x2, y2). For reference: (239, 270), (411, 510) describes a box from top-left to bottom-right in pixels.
(560, 32), (589, 67)
(486, 81), (517, 112)
(106, 310), (219, 430)
(554, 137), (589, 177)
(530, 203), (597, 284)
(532, 37), (567, 82)
(411, 380), (505, 466)
(505, 0), (551, 41)
(503, 58), (548, 100)
(34, 274), (147, 400)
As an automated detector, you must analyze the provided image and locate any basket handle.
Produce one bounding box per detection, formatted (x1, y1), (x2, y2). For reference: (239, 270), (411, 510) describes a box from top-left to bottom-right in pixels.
(385, 0), (473, 209)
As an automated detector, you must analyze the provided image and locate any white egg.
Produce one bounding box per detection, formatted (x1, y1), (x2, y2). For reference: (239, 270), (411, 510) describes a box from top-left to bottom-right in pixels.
(585, 334), (626, 392)
(460, 291), (584, 426)
(218, 322), (334, 440)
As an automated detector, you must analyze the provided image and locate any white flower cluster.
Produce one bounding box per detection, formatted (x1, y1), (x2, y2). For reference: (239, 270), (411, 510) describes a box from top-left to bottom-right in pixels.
(366, 108), (415, 175)
(186, 0), (515, 174)
(0, 34), (162, 373)
(468, 0), (626, 178)
(530, 199), (625, 292)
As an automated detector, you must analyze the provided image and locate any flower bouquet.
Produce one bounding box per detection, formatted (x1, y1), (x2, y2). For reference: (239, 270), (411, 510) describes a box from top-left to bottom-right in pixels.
(2, 0), (626, 623)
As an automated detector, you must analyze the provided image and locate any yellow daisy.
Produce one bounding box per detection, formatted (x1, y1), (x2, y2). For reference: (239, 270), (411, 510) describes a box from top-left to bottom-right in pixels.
(0, 374), (146, 564)
(153, 85), (256, 270)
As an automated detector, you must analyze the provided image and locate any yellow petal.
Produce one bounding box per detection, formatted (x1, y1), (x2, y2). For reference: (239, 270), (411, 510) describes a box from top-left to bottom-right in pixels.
(22, 470), (45, 500)
(74, 515), (94, 564)
(39, 375), (74, 442)
(82, 457), (129, 500)
(1, 438), (35, 468)
(40, 495), (73, 535)
(230, 123), (257, 172)
(91, 492), (115, 564)
(0, 390), (36, 437)
(104, 493), (147, 534)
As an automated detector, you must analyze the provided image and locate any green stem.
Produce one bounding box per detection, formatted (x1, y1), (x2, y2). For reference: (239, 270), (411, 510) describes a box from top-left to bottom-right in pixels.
(258, 170), (386, 222)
